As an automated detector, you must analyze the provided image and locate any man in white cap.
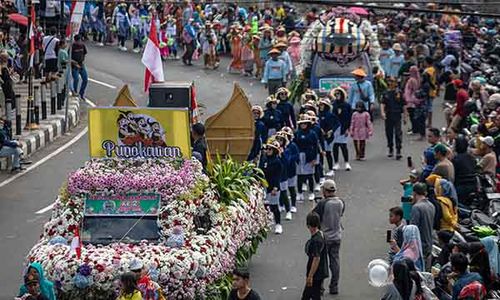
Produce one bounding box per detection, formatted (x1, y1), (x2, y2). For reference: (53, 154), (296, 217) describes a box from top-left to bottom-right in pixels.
(312, 179), (344, 295)
(478, 136), (497, 177)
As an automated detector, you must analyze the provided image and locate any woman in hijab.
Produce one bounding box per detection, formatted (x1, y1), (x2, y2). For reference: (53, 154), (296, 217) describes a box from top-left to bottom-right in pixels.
(18, 262), (56, 300)
(391, 225), (425, 272)
(405, 66), (425, 139)
(426, 174), (458, 232)
(420, 148), (437, 181)
(481, 236), (500, 283)
(382, 260), (415, 300)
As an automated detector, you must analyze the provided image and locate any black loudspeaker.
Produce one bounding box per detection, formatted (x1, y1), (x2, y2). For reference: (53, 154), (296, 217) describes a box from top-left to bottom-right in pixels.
(148, 82), (192, 108)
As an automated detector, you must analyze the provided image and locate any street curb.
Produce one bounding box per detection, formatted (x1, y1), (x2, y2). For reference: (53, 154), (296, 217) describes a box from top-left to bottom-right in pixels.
(18, 96), (81, 156)
(0, 96), (81, 170)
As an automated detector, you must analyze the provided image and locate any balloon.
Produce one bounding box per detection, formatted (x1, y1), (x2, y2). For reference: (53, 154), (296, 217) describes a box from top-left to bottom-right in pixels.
(367, 259), (390, 287)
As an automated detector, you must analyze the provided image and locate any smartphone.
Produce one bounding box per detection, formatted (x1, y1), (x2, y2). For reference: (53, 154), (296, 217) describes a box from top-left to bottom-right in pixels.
(407, 156), (413, 169)
(386, 230), (392, 243)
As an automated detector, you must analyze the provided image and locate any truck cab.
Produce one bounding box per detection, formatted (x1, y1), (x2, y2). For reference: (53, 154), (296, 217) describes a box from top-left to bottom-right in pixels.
(310, 52), (373, 96)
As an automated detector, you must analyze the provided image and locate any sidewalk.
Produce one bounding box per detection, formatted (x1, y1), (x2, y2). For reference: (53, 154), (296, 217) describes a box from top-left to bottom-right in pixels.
(1, 80), (81, 170)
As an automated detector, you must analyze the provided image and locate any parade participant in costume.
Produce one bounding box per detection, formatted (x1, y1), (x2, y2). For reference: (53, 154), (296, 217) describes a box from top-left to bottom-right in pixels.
(258, 25), (273, 64)
(116, 3), (131, 52)
(281, 127), (300, 213)
(381, 77), (407, 160)
(130, 7), (143, 53)
(295, 115), (319, 202)
(379, 40), (394, 76)
(261, 48), (287, 95)
(201, 22), (218, 69)
(262, 96), (283, 137)
(182, 19), (196, 66)
(241, 35), (255, 76)
(301, 89), (318, 105)
(166, 17), (178, 59)
(18, 263), (56, 300)
(300, 100), (318, 115)
(248, 106), (267, 163)
(350, 101), (373, 161)
(228, 24), (243, 73)
(307, 111), (325, 192)
(261, 140), (284, 234)
(330, 87), (352, 171)
(348, 68), (375, 113)
(287, 36), (301, 78)
(252, 35), (262, 78)
(276, 132), (292, 221)
(159, 23), (169, 59)
(274, 26), (287, 45)
(318, 98), (340, 177)
(276, 87), (296, 129)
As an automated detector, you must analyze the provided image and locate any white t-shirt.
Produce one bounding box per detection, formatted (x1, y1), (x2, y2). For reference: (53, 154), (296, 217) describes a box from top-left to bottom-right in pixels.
(43, 36), (59, 60)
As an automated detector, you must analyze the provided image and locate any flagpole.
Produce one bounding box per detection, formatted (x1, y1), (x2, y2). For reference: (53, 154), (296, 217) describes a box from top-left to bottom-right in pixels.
(25, 0), (38, 130)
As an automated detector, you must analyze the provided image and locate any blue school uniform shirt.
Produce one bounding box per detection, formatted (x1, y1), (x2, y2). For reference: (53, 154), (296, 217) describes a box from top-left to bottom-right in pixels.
(263, 108), (283, 131)
(295, 128), (319, 163)
(259, 38), (273, 60)
(379, 48), (395, 75)
(332, 101), (352, 135)
(248, 119), (267, 161)
(348, 80), (375, 110)
(387, 54), (404, 78)
(319, 110), (340, 144)
(278, 51), (293, 75)
(262, 155), (283, 192)
(261, 59), (287, 83)
(284, 142), (299, 178)
(312, 123), (324, 152)
(277, 101), (296, 129)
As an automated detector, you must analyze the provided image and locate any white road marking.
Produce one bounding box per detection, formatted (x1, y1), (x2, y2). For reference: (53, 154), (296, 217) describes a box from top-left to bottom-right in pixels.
(89, 78), (117, 89)
(35, 203), (54, 215)
(0, 98), (97, 189)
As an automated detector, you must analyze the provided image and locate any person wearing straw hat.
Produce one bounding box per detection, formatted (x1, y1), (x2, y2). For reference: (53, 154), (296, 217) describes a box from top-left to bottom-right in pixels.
(260, 139), (284, 234)
(295, 115), (319, 202)
(348, 68), (375, 114)
(263, 96), (283, 137)
(274, 26), (287, 45)
(252, 35), (263, 79)
(275, 131), (292, 220)
(387, 43), (404, 78)
(281, 127), (300, 214)
(228, 24), (243, 73)
(248, 105), (268, 163)
(261, 48), (287, 95)
(287, 36), (301, 75)
(300, 100), (318, 116)
(275, 42), (293, 80)
(330, 87), (352, 171)
(301, 89), (318, 105)
(307, 110), (325, 192)
(318, 98), (341, 177)
(201, 21), (218, 69)
(276, 87), (296, 129)
(258, 25), (273, 65)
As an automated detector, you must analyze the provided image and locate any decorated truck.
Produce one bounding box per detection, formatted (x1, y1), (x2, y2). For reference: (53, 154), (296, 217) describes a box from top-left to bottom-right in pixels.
(291, 8), (381, 99)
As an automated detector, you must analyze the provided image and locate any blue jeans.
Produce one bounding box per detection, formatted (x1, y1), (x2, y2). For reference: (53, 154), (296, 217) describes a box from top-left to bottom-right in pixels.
(72, 65), (88, 98)
(0, 146), (21, 168)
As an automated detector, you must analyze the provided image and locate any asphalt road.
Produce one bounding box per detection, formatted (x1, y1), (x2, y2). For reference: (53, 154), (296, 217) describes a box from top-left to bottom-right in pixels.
(0, 43), (444, 299)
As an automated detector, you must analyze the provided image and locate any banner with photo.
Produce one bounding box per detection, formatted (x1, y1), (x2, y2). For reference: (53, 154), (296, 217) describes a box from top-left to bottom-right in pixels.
(88, 107), (191, 158)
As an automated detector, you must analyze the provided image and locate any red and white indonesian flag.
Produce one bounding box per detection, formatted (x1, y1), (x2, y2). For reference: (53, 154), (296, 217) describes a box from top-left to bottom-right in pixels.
(142, 20), (164, 92)
(70, 227), (82, 259)
(66, 1), (85, 38)
(28, 6), (35, 68)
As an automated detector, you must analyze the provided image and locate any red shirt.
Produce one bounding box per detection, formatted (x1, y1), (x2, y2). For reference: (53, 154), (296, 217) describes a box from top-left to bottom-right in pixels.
(454, 88), (469, 117)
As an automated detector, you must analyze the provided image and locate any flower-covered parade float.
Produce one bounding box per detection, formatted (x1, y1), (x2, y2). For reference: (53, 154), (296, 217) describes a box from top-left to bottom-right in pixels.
(26, 156), (269, 299)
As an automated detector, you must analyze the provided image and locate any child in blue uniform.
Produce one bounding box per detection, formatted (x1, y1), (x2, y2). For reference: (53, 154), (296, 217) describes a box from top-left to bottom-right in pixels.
(260, 140), (284, 234)
(295, 115), (319, 202)
(275, 132), (292, 220)
(248, 105), (268, 162)
(306, 110), (324, 193)
(262, 96), (283, 137)
(276, 87), (297, 129)
(330, 87), (352, 171)
(318, 98), (340, 177)
(281, 127), (300, 213)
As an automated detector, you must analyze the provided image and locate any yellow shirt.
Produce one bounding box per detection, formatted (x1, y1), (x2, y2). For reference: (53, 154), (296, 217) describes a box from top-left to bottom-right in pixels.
(425, 66), (437, 98)
(118, 290), (142, 300)
(436, 196), (458, 231)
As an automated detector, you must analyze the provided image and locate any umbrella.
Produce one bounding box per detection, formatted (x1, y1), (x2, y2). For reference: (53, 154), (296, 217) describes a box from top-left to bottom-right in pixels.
(348, 7), (369, 16)
(8, 13), (28, 27)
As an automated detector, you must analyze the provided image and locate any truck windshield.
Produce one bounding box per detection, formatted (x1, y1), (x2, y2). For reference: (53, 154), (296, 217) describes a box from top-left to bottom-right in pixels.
(314, 55), (366, 78)
(82, 216), (160, 245)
